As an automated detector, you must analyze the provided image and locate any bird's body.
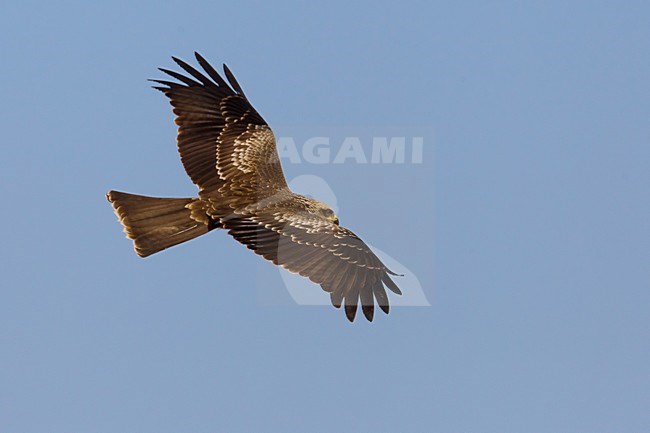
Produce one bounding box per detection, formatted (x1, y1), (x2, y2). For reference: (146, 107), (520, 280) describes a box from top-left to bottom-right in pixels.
(107, 53), (402, 322)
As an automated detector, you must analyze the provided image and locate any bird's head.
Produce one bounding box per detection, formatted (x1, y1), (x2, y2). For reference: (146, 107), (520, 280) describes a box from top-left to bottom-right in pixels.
(309, 199), (340, 225)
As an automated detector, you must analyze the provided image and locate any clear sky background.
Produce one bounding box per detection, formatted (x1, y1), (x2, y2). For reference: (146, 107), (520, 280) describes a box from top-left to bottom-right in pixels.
(1, 1), (649, 432)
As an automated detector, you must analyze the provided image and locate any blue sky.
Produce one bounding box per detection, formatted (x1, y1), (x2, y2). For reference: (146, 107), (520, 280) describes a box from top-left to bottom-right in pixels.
(1, 1), (649, 432)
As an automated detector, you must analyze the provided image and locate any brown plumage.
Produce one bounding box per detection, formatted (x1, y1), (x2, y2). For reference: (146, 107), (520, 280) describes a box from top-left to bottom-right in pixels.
(107, 53), (402, 322)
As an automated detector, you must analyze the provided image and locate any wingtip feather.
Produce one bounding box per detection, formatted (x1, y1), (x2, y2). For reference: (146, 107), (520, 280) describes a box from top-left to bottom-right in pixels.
(382, 273), (403, 295)
(345, 304), (357, 322)
(362, 305), (374, 322)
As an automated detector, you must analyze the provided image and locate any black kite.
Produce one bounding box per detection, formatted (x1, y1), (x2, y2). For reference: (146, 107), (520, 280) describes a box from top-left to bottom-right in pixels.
(107, 53), (402, 322)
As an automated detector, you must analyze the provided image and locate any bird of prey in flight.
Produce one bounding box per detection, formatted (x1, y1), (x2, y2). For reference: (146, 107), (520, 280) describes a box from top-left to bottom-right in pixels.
(107, 53), (402, 322)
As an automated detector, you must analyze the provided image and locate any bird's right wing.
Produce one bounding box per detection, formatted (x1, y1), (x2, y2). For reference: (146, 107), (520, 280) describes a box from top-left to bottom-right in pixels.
(222, 210), (402, 322)
(152, 53), (288, 200)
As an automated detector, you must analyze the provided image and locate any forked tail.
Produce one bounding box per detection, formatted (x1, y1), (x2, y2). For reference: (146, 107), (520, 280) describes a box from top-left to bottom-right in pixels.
(107, 190), (209, 257)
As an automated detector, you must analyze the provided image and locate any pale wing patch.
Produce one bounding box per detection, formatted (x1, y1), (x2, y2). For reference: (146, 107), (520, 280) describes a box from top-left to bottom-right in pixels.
(231, 126), (277, 174)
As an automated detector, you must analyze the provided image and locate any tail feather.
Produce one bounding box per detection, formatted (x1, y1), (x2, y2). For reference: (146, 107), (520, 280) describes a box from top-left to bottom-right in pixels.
(107, 190), (209, 257)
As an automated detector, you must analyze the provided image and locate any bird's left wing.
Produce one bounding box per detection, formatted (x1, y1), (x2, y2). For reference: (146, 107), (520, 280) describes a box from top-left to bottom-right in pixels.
(151, 53), (288, 201)
(223, 211), (402, 322)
